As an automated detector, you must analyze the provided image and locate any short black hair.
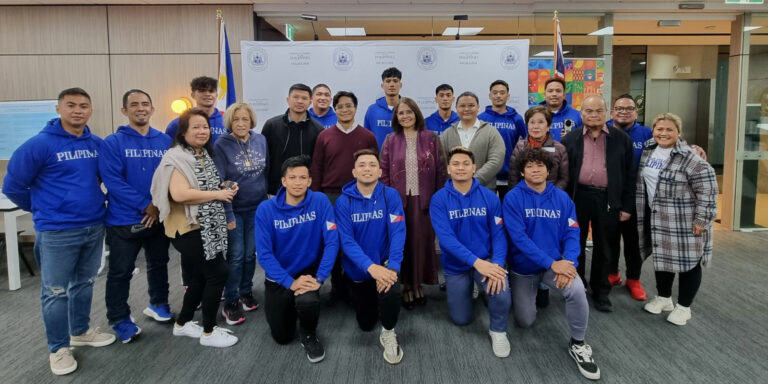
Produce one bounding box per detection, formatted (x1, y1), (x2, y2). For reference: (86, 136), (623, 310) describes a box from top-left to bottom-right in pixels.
(613, 93), (637, 107)
(281, 154), (311, 177)
(490, 80), (509, 92)
(519, 147), (553, 174)
(312, 84), (331, 94)
(190, 76), (217, 92)
(353, 148), (379, 164)
(122, 89), (152, 109)
(448, 146), (475, 164)
(455, 91), (479, 106)
(545, 77), (566, 91)
(333, 91), (358, 108)
(58, 88), (91, 102)
(435, 84), (454, 95)
(381, 67), (402, 81)
(288, 83), (312, 97)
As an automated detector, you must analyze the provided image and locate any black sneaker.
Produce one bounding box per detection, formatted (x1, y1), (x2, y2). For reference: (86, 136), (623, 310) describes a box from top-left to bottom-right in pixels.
(569, 342), (601, 380)
(221, 302), (245, 325)
(593, 295), (613, 313)
(239, 293), (259, 312)
(536, 288), (550, 308)
(300, 332), (325, 363)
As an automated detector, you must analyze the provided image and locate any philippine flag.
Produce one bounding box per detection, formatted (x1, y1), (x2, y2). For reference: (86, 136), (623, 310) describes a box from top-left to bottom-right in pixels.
(390, 214), (404, 223)
(494, 216), (504, 225)
(326, 221), (337, 230)
(568, 218), (579, 228)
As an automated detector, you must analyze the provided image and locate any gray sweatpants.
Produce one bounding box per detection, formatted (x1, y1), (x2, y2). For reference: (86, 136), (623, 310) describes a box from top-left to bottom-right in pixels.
(510, 269), (589, 341)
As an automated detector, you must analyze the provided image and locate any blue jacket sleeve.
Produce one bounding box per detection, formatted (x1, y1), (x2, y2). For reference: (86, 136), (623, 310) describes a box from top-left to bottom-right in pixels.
(561, 198), (581, 266)
(363, 106), (373, 131)
(429, 193), (479, 268)
(335, 196), (374, 274)
(212, 144), (235, 223)
(255, 206), (294, 289)
(488, 193), (507, 266)
(316, 199), (340, 283)
(516, 115), (527, 139)
(99, 138), (151, 213)
(502, 196), (554, 271)
(165, 119), (178, 141)
(385, 188), (406, 272)
(2, 139), (46, 211)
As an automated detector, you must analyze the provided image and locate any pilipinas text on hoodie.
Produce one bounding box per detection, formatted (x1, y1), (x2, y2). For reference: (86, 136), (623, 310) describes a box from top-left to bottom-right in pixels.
(255, 187), (339, 289)
(503, 181), (580, 275)
(335, 180), (406, 282)
(539, 99), (583, 142)
(429, 179), (507, 275)
(165, 108), (226, 144)
(2, 118), (106, 231)
(425, 110), (460, 134)
(99, 125), (171, 226)
(364, 96), (396, 150)
(308, 107), (338, 129)
(213, 131), (269, 222)
(607, 119), (652, 166)
(478, 105), (527, 180)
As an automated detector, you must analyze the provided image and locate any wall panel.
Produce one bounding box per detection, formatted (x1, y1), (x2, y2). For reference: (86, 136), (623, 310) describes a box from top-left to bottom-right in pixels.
(0, 6), (108, 54)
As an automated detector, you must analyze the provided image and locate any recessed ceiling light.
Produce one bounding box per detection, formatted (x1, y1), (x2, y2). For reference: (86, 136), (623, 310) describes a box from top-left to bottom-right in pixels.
(588, 27), (614, 36)
(326, 28), (366, 37)
(534, 51), (570, 57)
(744, 26), (763, 32)
(442, 27), (484, 36)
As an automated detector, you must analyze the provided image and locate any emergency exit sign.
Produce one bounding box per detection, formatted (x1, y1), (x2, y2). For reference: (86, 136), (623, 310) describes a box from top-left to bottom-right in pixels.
(285, 24), (295, 41)
(725, 0), (764, 4)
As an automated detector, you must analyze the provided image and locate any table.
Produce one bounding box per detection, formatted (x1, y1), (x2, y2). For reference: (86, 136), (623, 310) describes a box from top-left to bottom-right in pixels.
(0, 194), (30, 291)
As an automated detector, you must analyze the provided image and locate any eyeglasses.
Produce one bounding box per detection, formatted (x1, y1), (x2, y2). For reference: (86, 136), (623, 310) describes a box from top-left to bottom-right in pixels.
(613, 106), (637, 112)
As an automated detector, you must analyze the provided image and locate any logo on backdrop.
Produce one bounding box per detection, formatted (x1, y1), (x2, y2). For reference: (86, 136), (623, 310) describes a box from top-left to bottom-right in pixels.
(333, 47), (354, 71)
(416, 47), (437, 70)
(500, 46), (521, 70)
(246, 47), (268, 72)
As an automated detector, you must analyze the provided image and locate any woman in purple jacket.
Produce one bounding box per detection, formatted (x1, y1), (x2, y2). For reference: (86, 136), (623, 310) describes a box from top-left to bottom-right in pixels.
(380, 98), (447, 309)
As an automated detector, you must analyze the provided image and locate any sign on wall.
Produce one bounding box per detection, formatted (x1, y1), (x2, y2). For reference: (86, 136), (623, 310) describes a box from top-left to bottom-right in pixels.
(528, 58), (605, 110)
(241, 40), (530, 132)
(0, 100), (58, 159)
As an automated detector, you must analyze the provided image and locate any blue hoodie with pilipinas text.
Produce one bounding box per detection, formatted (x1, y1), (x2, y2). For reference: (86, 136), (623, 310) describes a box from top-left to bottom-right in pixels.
(363, 97), (395, 150)
(478, 105), (527, 180)
(2, 118), (105, 231)
(539, 99), (583, 142)
(99, 125), (171, 226)
(607, 119), (652, 166)
(165, 108), (227, 144)
(308, 107), (338, 130)
(430, 179), (507, 275)
(335, 180), (405, 282)
(503, 181), (580, 275)
(255, 187), (339, 289)
(425, 110), (460, 135)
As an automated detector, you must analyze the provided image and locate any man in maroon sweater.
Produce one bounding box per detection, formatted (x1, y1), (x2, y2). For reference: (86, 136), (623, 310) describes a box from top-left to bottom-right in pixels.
(310, 90), (378, 304)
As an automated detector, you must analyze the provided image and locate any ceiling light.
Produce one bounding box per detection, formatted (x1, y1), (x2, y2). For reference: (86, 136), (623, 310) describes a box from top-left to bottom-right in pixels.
(300, 14), (317, 21)
(326, 28), (366, 37)
(442, 27), (483, 36)
(588, 27), (614, 36)
(534, 51), (570, 57)
(744, 26), (763, 32)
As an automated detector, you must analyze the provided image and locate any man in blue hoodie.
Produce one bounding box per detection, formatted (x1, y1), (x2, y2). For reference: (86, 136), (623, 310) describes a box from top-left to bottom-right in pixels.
(364, 67), (402, 149)
(503, 147), (600, 381)
(539, 78), (583, 141)
(165, 76), (227, 143)
(308, 84), (337, 129)
(3, 88), (115, 375)
(425, 83), (459, 134)
(430, 146), (511, 359)
(335, 148), (405, 364)
(100, 89), (173, 343)
(478, 79), (527, 200)
(255, 155), (339, 364)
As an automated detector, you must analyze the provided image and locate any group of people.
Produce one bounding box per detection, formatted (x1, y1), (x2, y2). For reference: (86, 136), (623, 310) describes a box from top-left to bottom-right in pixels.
(2, 67), (718, 380)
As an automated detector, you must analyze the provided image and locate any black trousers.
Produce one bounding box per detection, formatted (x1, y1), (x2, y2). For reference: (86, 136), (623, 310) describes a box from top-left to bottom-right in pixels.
(496, 182), (511, 203)
(612, 213), (644, 280)
(265, 277), (321, 345)
(345, 276), (401, 332)
(574, 185), (620, 298)
(171, 230), (228, 333)
(655, 263), (702, 307)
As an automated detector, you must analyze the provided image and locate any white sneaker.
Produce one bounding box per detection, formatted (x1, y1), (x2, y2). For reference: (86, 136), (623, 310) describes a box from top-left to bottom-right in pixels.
(200, 326), (238, 348)
(666, 304), (692, 326)
(644, 296), (674, 314)
(489, 331), (511, 358)
(49, 348), (77, 375)
(173, 321), (203, 338)
(379, 328), (403, 364)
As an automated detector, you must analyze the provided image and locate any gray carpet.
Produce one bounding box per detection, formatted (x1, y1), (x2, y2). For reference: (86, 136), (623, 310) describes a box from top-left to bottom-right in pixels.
(0, 229), (766, 383)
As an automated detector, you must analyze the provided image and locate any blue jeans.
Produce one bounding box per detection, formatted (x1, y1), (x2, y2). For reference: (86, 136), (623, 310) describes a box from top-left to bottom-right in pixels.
(224, 210), (256, 303)
(34, 224), (105, 353)
(104, 225), (170, 325)
(444, 268), (511, 332)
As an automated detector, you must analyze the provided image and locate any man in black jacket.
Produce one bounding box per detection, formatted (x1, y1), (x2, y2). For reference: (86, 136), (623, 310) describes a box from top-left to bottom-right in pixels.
(262, 83), (324, 195)
(561, 95), (635, 313)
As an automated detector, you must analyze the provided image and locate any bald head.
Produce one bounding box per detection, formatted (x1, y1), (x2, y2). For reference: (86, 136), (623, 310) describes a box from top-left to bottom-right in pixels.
(581, 95), (608, 131)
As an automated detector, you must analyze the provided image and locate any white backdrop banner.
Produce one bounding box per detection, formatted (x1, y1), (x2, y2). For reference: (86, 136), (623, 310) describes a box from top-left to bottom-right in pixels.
(241, 40), (529, 132)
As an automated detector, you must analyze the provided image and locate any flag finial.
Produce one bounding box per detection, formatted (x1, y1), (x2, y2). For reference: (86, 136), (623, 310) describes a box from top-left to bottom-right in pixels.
(554, 10), (558, 19)
(217, 9), (222, 19)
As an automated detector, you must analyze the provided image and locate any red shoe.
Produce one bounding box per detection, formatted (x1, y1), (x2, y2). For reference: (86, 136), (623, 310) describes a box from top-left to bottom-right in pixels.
(625, 279), (647, 301)
(608, 272), (623, 287)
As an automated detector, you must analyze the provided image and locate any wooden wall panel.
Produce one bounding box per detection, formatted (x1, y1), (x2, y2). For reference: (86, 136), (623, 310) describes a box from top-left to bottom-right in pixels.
(0, 6), (108, 54)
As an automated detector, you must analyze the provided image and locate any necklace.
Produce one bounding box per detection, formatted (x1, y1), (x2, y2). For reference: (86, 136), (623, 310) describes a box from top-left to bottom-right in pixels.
(235, 134), (252, 167)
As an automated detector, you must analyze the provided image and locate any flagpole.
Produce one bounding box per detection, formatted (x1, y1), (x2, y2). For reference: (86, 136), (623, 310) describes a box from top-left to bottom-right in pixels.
(553, 10), (558, 78)
(217, 9), (222, 74)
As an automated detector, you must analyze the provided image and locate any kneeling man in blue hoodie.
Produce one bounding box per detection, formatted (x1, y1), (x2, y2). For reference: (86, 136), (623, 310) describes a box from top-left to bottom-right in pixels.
(503, 148), (600, 380)
(255, 155), (339, 364)
(429, 146), (511, 358)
